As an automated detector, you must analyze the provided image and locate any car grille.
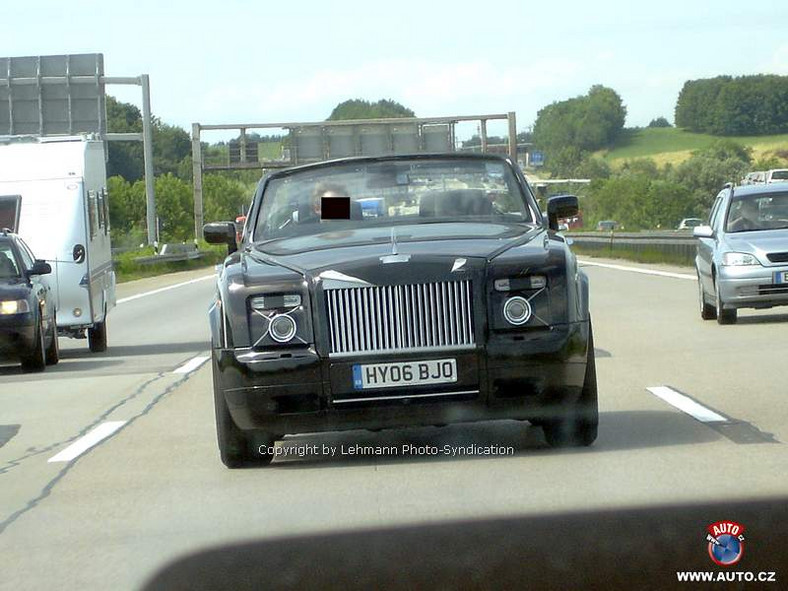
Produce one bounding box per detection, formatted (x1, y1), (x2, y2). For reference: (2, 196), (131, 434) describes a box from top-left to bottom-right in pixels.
(758, 284), (788, 296)
(766, 252), (788, 263)
(325, 280), (475, 356)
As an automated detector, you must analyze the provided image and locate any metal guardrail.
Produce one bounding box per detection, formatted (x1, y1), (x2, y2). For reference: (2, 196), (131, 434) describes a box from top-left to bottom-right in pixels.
(567, 231), (697, 264)
(131, 243), (204, 265)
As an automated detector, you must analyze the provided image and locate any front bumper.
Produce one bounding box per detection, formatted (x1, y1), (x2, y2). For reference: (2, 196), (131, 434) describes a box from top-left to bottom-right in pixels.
(0, 314), (36, 360)
(718, 264), (788, 309)
(215, 320), (590, 434)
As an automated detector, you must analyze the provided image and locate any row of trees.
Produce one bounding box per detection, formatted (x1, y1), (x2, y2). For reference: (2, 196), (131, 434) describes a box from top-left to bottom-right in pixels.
(108, 173), (252, 246)
(675, 75), (788, 136)
(576, 141), (755, 230)
(106, 96), (193, 182)
(106, 97), (421, 245)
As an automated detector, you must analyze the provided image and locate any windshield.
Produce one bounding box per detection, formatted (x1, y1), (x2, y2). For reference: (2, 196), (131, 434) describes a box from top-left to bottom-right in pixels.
(254, 158), (534, 242)
(725, 192), (788, 232)
(0, 242), (20, 278)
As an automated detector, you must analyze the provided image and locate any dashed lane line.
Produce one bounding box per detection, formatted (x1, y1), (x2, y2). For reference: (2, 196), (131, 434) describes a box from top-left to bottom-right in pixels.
(47, 421), (127, 463)
(173, 355), (210, 375)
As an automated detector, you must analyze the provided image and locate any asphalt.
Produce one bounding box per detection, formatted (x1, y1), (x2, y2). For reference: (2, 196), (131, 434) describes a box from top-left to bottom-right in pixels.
(1, 259), (786, 590)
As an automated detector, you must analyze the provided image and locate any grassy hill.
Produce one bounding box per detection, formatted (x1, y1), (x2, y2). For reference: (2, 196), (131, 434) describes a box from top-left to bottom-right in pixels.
(598, 128), (788, 167)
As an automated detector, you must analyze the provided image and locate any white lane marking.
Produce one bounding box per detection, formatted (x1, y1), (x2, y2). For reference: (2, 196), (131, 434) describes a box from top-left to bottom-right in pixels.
(647, 386), (729, 423)
(48, 421), (127, 463)
(578, 259), (695, 280)
(117, 275), (215, 305)
(174, 355), (210, 374)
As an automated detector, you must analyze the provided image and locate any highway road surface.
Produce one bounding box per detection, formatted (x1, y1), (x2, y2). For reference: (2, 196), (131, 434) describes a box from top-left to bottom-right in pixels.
(1, 259), (786, 589)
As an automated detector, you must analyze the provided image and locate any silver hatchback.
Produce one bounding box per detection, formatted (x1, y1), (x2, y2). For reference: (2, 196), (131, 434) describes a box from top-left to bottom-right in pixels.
(694, 183), (788, 324)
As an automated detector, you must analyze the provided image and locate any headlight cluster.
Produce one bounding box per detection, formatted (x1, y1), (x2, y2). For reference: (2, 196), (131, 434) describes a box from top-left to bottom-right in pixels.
(0, 300), (30, 315)
(492, 275), (548, 328)
(721, 252), (760, 267)
(248, 293), (307, 347)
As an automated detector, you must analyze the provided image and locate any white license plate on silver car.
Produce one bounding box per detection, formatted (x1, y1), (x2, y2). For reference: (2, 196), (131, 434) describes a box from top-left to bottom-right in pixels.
(775, 271), (788, 284)
(352, 359), (457, 390)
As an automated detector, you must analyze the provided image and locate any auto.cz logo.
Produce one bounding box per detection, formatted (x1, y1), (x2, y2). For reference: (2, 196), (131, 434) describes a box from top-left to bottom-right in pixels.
(706, 520), (745, 566)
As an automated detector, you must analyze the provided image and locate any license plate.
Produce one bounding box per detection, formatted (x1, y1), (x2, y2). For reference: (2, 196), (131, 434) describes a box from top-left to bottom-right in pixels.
(352, 359), (457, 390)
(775, 271), (788, 284)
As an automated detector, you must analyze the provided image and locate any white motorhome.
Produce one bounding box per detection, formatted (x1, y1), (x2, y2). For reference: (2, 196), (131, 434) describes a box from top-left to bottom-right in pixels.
(0, 135), (115, 351)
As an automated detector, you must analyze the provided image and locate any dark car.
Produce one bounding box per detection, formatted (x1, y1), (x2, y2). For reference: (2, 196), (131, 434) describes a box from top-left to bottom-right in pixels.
(204, 154), (597, 468)
(0, 230), (59, 371)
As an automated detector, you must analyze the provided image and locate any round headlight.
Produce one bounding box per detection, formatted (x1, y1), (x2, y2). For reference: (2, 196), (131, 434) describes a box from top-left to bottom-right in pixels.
(503, 296), (532, 326)
(269, 314), (297, 343)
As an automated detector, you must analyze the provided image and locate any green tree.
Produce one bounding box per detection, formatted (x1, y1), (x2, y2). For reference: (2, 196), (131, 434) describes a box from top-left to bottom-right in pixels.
(106, 96), (144, 181)
(327, 99), (415, 120)
(648, 117), (671, 128)
(533, 86), (626, 154)
(669, 141), (752, 212)
(203, 174), (254, 224)
(154, 174), (193, 241)
(105, 96), (193, 182)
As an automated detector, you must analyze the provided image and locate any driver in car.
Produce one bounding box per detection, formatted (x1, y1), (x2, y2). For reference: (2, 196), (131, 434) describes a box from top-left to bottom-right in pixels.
(728, 199), (760, 232)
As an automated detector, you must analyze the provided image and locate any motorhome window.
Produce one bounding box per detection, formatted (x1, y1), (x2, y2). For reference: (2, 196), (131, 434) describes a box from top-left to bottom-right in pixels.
(88, 190), (98, 239)
(97, 190), (105, 230)
(0, 195), (21, 232)
(102, 188), (110, 234)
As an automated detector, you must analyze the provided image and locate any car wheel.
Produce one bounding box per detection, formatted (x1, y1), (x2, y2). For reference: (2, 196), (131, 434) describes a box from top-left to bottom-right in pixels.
(21, 315), (46, 373)
(45, 312), (60, 365)
(698, 276), (716, 320)
(714, 280), (737, 325)
(212, 350), (274, 468)
(88, 319), (107, 352)
(543, 323), (599, 448)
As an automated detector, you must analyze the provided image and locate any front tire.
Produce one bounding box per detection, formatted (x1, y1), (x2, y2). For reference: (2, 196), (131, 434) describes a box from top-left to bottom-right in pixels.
(698, 275), (716, 320)
(212, 351), (274, 468)
(714, 280), (737, 325)
(21, 316), (46, 373)
(543, 324), (599, 448)
(45, 313), (59, 365)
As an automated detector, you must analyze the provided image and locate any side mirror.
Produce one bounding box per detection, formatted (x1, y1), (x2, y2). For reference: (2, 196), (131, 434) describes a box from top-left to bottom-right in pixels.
(27, 259), (52, 277)
(546, 195), (579, 231)
(693, 225), (714, 239)
(204, 222), (238, 255)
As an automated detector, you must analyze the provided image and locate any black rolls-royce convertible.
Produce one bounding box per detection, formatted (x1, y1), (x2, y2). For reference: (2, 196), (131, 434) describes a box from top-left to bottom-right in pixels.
(205, 154), (596, 468)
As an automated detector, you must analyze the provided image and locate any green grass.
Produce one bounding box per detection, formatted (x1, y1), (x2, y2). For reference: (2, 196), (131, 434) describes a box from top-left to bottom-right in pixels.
(113, 245), (227, 283)
(571, 243), (694, 267)
(599, 128), (788, 165)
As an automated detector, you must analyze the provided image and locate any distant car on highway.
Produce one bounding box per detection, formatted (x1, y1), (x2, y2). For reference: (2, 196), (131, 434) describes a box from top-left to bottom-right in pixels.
(0, 230), (59, 371)
(204, 153), (597, 467)
(596, 220), (618, 232)
(676, 218), (703, 231)
(694, 183), (788, 324)
(765, 169), (788, 184)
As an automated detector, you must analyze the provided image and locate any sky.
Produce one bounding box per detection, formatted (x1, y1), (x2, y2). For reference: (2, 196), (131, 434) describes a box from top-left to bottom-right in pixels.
(5, 0), (788, 141)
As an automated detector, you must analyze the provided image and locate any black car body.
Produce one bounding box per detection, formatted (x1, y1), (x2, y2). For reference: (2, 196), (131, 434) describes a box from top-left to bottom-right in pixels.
(205, 154), (596, 467)
(0, 231), (59, 371)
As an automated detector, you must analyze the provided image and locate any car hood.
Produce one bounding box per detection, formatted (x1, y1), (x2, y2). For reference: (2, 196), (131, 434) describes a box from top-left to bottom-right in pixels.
(0, 278), (30, 300)
(246, 223), (546, 283)
(723, 228), (788, 255)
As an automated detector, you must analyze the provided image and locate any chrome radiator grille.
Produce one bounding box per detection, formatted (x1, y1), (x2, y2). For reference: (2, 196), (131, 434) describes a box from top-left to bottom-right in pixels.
(325, 281), (475, 356)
